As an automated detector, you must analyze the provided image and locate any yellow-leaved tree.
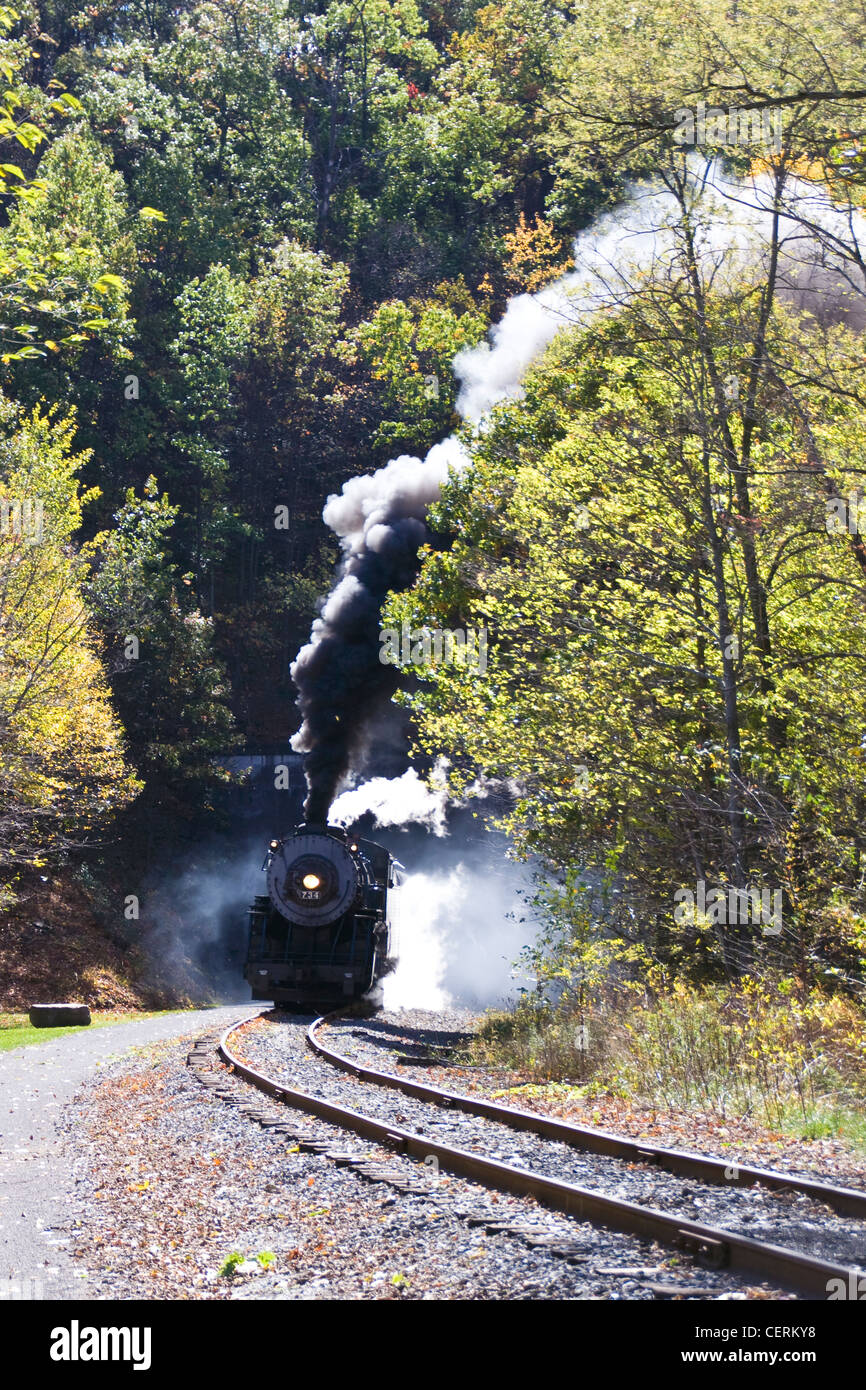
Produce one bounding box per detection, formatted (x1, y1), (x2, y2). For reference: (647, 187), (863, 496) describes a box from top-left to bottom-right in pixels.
(0, 401), (140, 895)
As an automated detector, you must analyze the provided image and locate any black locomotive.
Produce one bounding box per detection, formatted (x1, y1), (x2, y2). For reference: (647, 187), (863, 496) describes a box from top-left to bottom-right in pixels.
(245, 823), (402, 1008)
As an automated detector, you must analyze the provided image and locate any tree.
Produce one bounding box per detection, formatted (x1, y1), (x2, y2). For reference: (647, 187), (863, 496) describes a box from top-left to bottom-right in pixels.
(0, 9), (134, 366)
(356, 280), (487, 455)
(0, 402), (140, 874)
(386, 287), (866, 980)
(168, 261), (252, 605)
(279, 0), (439, 248)
(85, 475), (236, 829)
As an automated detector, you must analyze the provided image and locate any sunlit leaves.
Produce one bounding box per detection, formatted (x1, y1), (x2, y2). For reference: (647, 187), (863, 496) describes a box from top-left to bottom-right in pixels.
(387, 292), (866, 975)
(0, 405), (141, 868)
(356, 285), (487, 454)
(0, 76), (133, 362)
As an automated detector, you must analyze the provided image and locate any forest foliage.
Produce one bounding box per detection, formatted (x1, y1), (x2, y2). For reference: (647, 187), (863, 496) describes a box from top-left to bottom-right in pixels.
(0, 0), (864, 1036)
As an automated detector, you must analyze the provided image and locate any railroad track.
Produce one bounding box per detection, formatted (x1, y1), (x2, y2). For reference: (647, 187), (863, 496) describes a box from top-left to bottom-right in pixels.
(308, 1013), (866, 1220)
(208, 1009), (866, 1299)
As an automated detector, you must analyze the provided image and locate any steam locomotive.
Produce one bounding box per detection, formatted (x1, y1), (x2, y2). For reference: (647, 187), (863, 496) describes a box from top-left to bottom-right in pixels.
(245, 823), (402, 1009)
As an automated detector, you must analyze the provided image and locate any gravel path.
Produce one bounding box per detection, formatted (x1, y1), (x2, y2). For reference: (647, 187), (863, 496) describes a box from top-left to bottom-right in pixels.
(58, 1018), (789, 1300)
(235, 1009), (866, 1275)
(0, 1005), (252, 1299)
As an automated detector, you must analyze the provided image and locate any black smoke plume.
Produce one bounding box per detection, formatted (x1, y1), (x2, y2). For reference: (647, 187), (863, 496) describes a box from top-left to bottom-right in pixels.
(290, 445), (463, 820)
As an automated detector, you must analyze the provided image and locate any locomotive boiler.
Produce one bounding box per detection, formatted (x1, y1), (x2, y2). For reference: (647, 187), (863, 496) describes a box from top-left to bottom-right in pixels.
(245, 823), (402, 1008)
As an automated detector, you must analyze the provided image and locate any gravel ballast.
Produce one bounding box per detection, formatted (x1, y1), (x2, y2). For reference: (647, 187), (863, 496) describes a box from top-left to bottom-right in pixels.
(335, 1009), (866, 1191)
(56, 1015), (799, 1301)
(235, 1009), (866, 1275)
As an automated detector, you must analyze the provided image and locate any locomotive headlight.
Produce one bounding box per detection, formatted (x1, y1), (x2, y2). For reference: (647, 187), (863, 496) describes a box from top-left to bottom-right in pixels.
(302, 873), (321, 890)
(269, 839), (279, 850)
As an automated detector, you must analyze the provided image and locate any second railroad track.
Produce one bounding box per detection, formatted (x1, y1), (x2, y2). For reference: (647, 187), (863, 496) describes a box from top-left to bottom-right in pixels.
(208, 1008), (866, 1299)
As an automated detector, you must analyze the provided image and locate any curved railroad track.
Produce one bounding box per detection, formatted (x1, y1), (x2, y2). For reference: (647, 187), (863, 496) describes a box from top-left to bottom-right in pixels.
(308, 1012), (866, 1219)
(202, 1007), (866, 1300)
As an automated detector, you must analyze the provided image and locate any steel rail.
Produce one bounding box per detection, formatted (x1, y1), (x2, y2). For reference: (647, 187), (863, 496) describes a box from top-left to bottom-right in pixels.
(306, 1013), (866, 1220)
(218, 1016), (861, 1298)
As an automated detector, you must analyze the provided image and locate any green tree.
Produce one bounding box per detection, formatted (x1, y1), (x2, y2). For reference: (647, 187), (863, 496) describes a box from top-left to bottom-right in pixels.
(387, 291), (866, 979)
(280, 0), (439, 247)
(85, 475), (236, 830)
(356, 280), (487, 455)
(0, 8), (134, 365)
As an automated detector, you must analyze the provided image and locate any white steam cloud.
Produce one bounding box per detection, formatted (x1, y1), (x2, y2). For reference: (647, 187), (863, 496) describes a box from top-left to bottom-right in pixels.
(330, 764), (452, 837)
(384, 858), (535, 1010)
(321, 438), (469, 553)
(455, 163), (866, 420)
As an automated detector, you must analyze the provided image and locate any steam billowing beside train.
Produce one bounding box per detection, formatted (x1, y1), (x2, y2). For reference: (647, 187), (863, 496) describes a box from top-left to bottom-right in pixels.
(246, 824), (403, 1008)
